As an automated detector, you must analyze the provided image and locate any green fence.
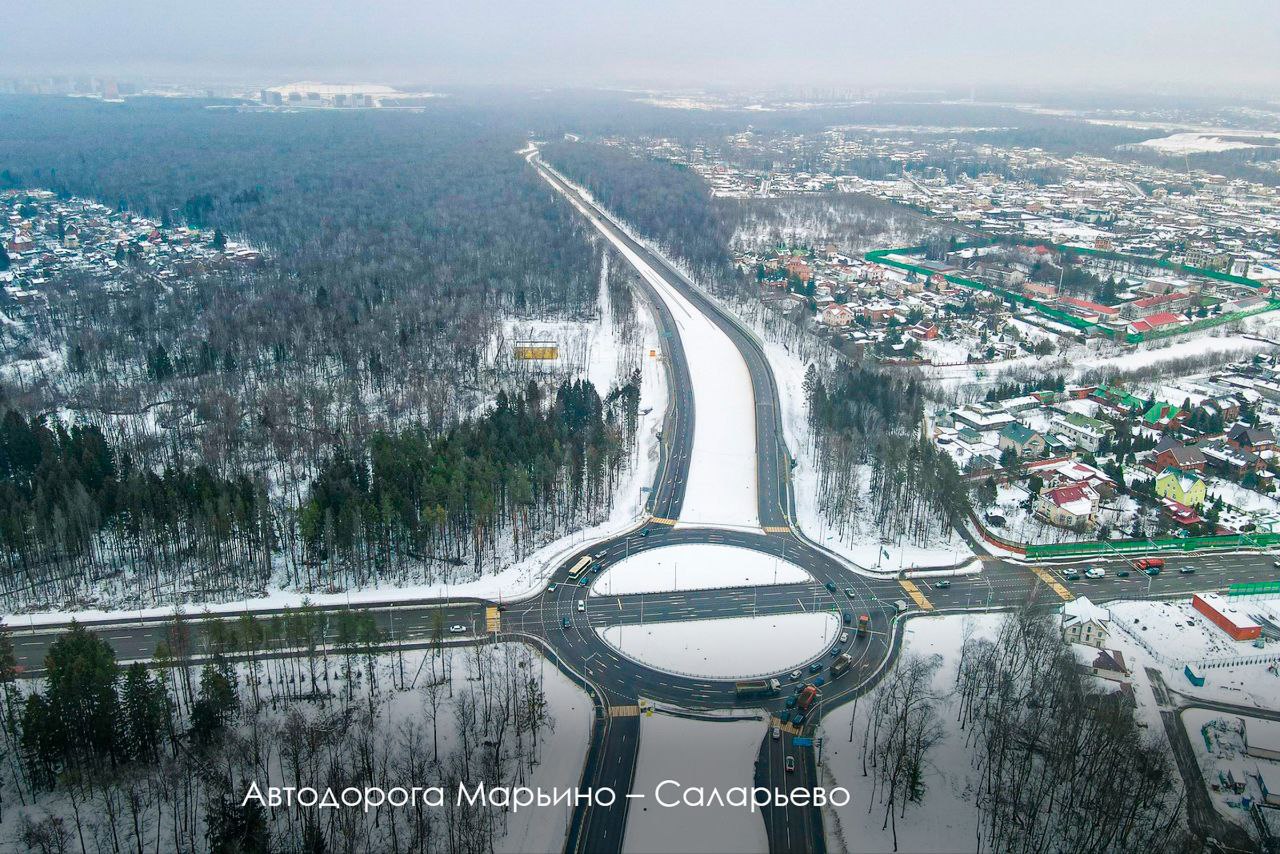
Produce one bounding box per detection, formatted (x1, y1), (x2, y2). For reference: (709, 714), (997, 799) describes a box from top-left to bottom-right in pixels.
(1025, 532), (1280, 560)
(864, 241), (1280, 345)
(1227, 581), (1280, 597)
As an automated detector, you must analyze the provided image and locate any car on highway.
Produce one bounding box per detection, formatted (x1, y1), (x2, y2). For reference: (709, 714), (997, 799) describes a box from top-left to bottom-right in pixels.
(893, 600), (908, 613)
(933, 579), (951, 589)
(1274, 558), (1280, 569)
(1145, 566), (1161, 576)
(789, 669), (801, 681)
(1117, 569), (1131, 578)
(772, 726), (780, 740)
(839, 632), (849, 644)
(779, 710), (791, 723)
(1084, 568), (1105, 579)
(578, 577), (588, 586)
(449, 624), (467, 634)
(1180, 565), (1197, 574)
(814, 676), (826, 687)
(844, 587), (855, 599)
(792, 714), (805, 726)
(785, 756), (795, 773)
(1060, 568), (1081, 581)
(809, 662), (822, 673)
(561, 617), (570, 629)
(785, 696), (797, 708)
(825, 581), (837, 593)
(577, 600), (585, 612)
(1134, 558), (1165, 571)
(843, 611), (853, 624)
(548, 583), (557, 592)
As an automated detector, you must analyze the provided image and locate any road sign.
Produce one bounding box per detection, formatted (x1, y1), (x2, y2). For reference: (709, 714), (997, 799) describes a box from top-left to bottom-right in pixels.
(793, 737), (813, 747)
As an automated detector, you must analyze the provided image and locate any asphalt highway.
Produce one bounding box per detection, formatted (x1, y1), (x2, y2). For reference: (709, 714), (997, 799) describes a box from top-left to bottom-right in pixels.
(10, 150), (1280, 854)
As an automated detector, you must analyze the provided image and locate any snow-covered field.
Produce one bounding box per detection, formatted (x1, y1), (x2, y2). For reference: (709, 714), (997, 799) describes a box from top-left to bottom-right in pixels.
(821, 613), (1002, 853)
(590, 543), (810, 596)
(534, 155), (760, 530)
(623, 713), (769, 854)
(1135, 132), (1262, 154)
(597, 612), (839, 679)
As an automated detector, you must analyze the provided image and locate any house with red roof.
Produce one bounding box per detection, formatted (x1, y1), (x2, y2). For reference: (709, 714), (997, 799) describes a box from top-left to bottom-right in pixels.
(1127, 312), (1185, 335)
(1034, 483), (1100, 530)
(1058, 296), (1120, 320)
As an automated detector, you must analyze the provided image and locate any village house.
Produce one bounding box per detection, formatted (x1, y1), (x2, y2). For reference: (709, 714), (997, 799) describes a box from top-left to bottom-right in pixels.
(1155, 466), (1207, 507)
(1226, 423), (1276, 455)
(1152, 437), (1207, 473)
(1049, 411), (1113, 453)
(820, 303), (854, 327)
(1035, 483), (1100, 530)
(1061, 596), (1110, 648)
(997, 422), (1045, 459)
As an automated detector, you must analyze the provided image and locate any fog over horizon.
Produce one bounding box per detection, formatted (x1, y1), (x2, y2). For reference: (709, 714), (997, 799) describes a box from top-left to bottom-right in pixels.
(7, 0), (1280, 98)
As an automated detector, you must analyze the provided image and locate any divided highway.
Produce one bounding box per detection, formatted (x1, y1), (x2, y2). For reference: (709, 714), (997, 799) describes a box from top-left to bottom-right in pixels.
(10, 148), (1280, 854)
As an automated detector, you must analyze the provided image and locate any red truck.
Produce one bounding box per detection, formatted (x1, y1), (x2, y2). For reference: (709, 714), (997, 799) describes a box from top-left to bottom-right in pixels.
(1133, 557), (1165, 571)
(797, 684), (818, 711)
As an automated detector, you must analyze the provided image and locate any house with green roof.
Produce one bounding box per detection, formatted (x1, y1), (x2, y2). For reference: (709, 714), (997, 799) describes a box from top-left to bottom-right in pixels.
(1142, 402), (1184, 431)
(997, 421), (1045, 458)
(1050, 411), (1115, 452)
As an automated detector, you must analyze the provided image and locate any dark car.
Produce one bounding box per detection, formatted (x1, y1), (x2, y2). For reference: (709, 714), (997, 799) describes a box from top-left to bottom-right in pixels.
(779, 710), (792, 724)
(561, 617), (571, 629)
(814, 676), (826, 687)
(842, 611), (853, 625)
(809, 662), (822, 673)
(1145, 567), (1161, 577)
(825, 581), (837, 593)
(1117, 569), (1130, 578)
(933, 579), (951, 589)
(792, 714), (805, 726)
(1180, 566), (1196, 574)
(785, 696), (797, 709)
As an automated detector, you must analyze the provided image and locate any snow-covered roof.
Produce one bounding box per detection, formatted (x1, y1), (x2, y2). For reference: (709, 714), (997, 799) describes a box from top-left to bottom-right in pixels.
(1062, 596), (1109, 629)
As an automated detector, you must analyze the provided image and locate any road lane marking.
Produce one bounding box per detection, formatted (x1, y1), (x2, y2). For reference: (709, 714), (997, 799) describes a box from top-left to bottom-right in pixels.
(1029, 567), (1074, 601)
(898, 580), (935, 611)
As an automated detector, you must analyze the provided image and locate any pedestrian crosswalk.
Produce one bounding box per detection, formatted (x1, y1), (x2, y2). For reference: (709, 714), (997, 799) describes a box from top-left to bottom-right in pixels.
(485, 606), (501, 633)
(1030, 567), (1074, 601)
(609, 704), (640, 717)
(898, 579), (935, 611)
(762, 525), (792, 534)
(650, 517), (678, 526)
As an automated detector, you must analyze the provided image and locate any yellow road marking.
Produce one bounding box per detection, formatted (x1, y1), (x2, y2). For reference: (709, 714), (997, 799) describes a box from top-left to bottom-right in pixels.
(650, 517), (678, 526)
(1030, 567), (1074, 601)
(762, 525), (792, 534)
(609, 705), (640, 717)
(485, 606), (501, 633)
(898, 579), (935, 611)
(771, 715), (804, 735)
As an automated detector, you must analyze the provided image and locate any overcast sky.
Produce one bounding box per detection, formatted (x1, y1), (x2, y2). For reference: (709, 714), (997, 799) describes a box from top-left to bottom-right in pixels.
(7, 0), (1279, 96)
